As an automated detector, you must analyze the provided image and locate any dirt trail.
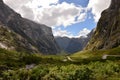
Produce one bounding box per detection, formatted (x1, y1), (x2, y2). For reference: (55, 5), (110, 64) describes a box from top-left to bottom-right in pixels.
(66, 56), (75, 61)
(102, 55), (120, 59)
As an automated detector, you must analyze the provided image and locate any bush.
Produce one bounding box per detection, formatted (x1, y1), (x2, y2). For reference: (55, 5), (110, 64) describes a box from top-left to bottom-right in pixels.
(30, 66), (49, 80)
(68, 67), (93, 80)
(20, 54), (41, 64)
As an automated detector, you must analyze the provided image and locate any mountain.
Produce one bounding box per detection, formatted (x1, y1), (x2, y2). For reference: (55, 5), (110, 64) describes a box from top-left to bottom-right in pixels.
(55, 37), (71, 51)
(85, 0), (120, 50)
(65, 37), (87, 53)
(55, 30), (94, 53)
(0, 22), (38, 53)
(0, 0), (60, 54)
(66, 30), (94, 53)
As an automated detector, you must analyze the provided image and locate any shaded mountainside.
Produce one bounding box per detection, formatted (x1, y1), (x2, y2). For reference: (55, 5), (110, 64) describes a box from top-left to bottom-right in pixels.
(0, 0), (60, 54)
(55, 37), (71, 51)
(85, 0), (120, 50)
(0, 23), (38, 53)
(55, 30), (94, 53)
(65, 37), (87, 53)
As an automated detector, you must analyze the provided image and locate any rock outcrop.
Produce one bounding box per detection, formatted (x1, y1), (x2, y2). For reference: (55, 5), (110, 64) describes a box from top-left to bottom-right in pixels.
(85, 0), (120, 50)
(0, 0), (60, 54)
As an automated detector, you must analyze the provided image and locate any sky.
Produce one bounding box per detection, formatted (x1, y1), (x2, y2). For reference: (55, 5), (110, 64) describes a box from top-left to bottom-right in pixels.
(3, 0), (111, 38)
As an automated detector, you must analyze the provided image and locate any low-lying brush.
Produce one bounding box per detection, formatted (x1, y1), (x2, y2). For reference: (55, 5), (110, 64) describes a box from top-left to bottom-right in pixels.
(0, 47), (120, 79)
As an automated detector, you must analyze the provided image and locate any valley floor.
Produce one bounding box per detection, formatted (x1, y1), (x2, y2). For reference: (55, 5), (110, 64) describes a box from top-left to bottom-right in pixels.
(0, 47), (120, 80)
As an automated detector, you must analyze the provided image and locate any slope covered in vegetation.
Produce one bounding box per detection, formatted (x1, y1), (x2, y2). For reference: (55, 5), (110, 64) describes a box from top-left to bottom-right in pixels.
(0, 47), (120, 80)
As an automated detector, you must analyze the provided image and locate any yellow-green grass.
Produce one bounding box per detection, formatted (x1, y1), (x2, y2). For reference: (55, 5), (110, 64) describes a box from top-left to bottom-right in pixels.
(1, 47), (120, 79)
(70, 47), (120, 62)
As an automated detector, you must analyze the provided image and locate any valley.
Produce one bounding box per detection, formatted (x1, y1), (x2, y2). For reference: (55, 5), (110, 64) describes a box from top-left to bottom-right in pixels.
(0, 0), (120, 80)
(0, 47), (120, 79)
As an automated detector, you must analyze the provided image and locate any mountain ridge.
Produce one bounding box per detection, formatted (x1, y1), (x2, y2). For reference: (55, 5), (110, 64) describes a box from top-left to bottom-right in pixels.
(55, 29), (94, 53)
(0, 0), (60, 54)
(85, 0), (120, 50)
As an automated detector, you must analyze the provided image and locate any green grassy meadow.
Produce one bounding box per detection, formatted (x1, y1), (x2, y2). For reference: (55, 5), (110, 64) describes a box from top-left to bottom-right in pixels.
(0, 47), (120, 80)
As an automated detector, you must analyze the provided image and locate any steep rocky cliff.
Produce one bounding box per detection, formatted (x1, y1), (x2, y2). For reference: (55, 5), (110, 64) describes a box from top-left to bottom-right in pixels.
(0, 0), (60, 54)
(0, 22), (38, 53)
(85, 0), (120, 50)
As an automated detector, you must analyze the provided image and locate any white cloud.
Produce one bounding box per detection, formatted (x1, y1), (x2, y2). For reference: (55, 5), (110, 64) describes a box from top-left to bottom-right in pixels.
(34, 2), (86, 27)
(77, 13), (87, 22)
(3, 0), (31, 12)
(3, 0), (87, 28)
(87, 0), (111, 22)
(53, 28), (73, 38)
(19, 5), (34, 20)
(53, 28), (90, 38)
(77, 28), (90, 37)
(3, 0), (90, 38)
(3, 0), (58, 9)
(27, 0), (59, 8)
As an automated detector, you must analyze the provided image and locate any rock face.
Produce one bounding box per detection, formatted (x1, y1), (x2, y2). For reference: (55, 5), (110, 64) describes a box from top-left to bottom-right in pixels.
(55, 30), (94, 53)
(65, 37), (88, 53)
(0, 0), (60, 54)
(85, 0), (120, 50)
(0, 23), (38, 53)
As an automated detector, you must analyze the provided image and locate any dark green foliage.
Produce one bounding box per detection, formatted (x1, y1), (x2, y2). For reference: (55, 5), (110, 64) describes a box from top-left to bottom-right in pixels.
(71, 68), (92, 80)
(30, 66), (49, 80)
(1, 60), (120, 80)
(20, 54), (42, 64)
(0, 47), (120, 79)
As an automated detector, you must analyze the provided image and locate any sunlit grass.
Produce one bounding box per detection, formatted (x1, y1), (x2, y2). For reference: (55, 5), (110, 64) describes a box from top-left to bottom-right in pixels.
(70, 47), (120, 61)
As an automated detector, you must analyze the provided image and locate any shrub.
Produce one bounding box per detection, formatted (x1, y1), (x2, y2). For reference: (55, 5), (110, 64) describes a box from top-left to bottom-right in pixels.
(20, 54), (41, 64)
(69, 67), (93, 80)
(30, 66), (49, 80)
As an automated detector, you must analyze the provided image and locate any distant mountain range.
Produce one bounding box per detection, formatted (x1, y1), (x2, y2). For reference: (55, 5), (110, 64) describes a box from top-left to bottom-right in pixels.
(55, 29), (94, 53)
(0, 0), (60, 54)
